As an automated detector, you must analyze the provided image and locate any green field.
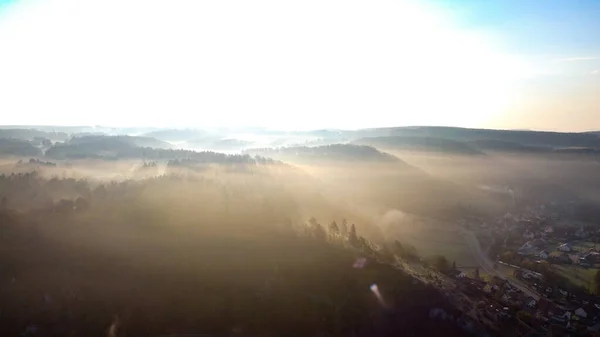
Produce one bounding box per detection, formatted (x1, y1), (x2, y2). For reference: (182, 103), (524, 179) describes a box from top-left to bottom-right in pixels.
(553, 265), (597, 293)
(384, 221), (477, 266)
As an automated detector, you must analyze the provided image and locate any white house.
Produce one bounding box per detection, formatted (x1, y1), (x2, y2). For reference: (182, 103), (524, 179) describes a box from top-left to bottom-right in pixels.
(523, 231), (535, 240)
(540, 251), (549, 260)
(558, 243), (573, 252)
(575, 307), (587, 318)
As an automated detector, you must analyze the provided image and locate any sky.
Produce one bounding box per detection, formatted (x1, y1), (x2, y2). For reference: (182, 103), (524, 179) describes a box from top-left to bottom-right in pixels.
(0, 0), (598, 131)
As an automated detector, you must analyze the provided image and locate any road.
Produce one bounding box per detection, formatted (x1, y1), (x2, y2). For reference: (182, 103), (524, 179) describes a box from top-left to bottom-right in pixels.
(459, 228), (540, 300)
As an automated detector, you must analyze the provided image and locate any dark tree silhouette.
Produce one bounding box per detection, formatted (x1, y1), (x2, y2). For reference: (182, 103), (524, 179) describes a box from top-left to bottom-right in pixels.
(74, 197), (89, 211)
(430, 255), (450, 272)
(340, 219), (348, 237)
(329, 221), (339, 237)
(348, 224), (358, 248)
(313, 222), (326, 241)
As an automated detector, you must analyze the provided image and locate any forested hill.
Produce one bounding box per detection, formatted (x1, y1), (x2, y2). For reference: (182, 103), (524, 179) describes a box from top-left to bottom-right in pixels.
(353, 136), (486, 155)
(0, 139), (43, 157)
(70, 135), (173, 149)
(43, 135), (275, 164)
(339, 126), (600, 149)
(0, 173), (482, 336)
(348, 127), (600, 155)
(244, 144), (402, 163)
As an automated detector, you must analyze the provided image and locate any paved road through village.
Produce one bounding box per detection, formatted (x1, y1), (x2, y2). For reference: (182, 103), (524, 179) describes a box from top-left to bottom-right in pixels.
(459, 228), (540, 300)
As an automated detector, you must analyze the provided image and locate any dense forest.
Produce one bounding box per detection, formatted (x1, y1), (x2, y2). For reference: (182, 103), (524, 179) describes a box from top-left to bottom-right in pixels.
(0, 139), (43, 157)
(0, 168), (478, 337)
(44, 136), (272, 163)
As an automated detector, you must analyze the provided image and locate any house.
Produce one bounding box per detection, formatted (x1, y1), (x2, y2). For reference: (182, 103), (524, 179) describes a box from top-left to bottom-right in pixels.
(575, 307), (587, 318)
(558, 243), (573, 252)
(523, 231), (535, 240)
(540, 251), (549, 260)
(581, 303), (600, 320)
(580, 252), (600, 264)
(519, 240), (540, 255)
(521, 270), (544, 280)
(527, 298), (537, 308)
(447, 269), (467, 279)
(545, 226), (554, 234)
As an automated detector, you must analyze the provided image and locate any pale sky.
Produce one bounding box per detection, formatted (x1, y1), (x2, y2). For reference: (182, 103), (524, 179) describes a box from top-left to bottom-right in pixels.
(0, 0), (598, 131)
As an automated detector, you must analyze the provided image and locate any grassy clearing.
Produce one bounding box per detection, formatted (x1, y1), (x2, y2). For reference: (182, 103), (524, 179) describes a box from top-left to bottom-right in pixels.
(497, 264), (522, 283)
(385, 221), (477, 266)
(553, 265), (597, 293)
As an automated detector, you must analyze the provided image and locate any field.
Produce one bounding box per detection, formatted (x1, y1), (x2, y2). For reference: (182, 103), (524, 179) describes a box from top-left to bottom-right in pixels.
(553, 265), (598, 293)
(377, 214), (477, 266)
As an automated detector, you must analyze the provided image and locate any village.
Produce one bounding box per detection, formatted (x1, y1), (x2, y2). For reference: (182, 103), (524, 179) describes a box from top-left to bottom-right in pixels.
(412, 200), (600, 336)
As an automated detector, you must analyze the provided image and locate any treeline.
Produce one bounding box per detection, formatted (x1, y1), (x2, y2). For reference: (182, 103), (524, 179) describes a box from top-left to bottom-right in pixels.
(167, 156), (278, 170)
(353, 126), (600, 149)
(354, 135), (600, 156)
(354, 136), (486, 156)
(43, 135), (278, 164)
(0, 171), (93, 211)
(244, 144), (400, 162)
(0, 138), (42, 156)
(16, 158), (57, 167)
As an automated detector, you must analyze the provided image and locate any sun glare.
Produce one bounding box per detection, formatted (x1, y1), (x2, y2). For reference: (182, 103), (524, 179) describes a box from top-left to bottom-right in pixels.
(0, 0), (528, 129)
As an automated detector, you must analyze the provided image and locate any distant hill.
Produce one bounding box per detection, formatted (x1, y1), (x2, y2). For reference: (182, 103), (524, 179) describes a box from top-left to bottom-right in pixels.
(353, 136), (485, 155)
(245, 144), (401, 163)
(185, 137), (253, 151)
(348, 126), (600, 149)
(126, 136), (174, 149)
(211, 138), (253, 150)
(0, 139), (43, 157)
(552, 147), (600, 154)
(46, 135), (172, 159)
(67, 135), (172, 149)
(0, 128), (69, 142)
(467, 139), (548, 153)
(45, 135), (276, 164)
(141, 129), (208, 142)
(6, 125), (600, 156)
